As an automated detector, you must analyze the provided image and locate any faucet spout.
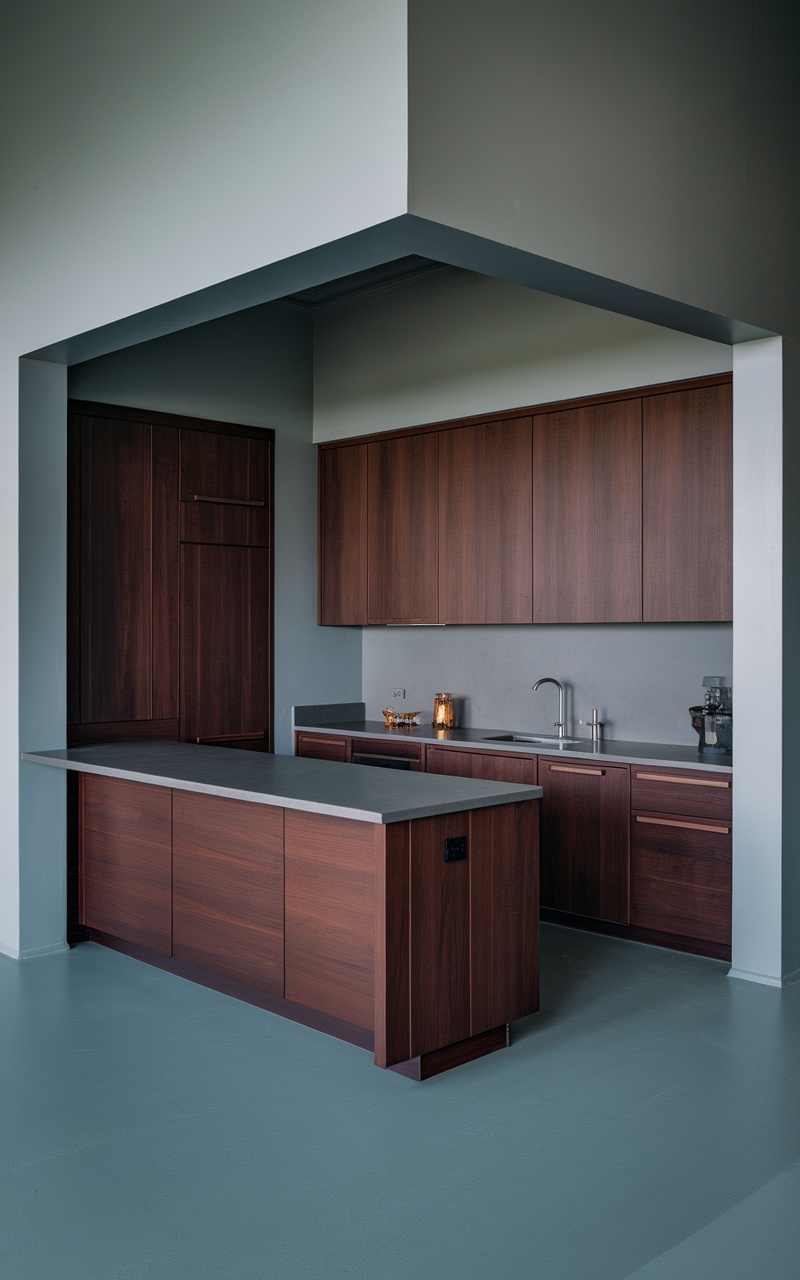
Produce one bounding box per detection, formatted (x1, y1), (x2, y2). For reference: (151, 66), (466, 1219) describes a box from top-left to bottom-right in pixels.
(532, 677), (565, 737)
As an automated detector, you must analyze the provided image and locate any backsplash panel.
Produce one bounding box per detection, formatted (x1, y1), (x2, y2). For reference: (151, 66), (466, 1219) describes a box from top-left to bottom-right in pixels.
(361, 623), (733, 746)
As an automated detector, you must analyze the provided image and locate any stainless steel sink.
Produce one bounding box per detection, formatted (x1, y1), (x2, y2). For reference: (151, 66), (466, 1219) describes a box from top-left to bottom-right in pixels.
(482, 734), (584, 747)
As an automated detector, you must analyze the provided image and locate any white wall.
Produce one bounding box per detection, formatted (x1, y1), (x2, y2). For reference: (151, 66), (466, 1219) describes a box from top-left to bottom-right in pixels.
(315, 273), (733, 744)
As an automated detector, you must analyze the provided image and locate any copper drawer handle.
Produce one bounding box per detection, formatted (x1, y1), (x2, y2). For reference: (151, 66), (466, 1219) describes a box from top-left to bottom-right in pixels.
(191, 495), (264, 507)
(636, 815), (730, 835)
(549, 765), (604, 776)
(298, 735), (340, 747)
(635, 772), (730, 789)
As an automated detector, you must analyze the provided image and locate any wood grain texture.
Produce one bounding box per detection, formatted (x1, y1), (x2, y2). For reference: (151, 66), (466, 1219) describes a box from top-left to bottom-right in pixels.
(631, 811), (732, 945)
(181, 501), (269, 547)
(318, 444), (368, 625)
(179, 429), (267, 505)
(79, 415), (154, 723)
(470, 802), (539, 1034)
(151, 426), (180, 720)
(409, 812), (471, 1057)
(540, 906), (731, 962)
(284, 810), (377, 1031)
(539, 758), (630, 923)
(533, 399), (642, 623)
(631, 767), (732, 821)
(438, 418), (532, 623)
(367, 433), (438, 623)
(80, 774), (172, 954)
(643, 382), (733, 621)
(294, 732), (351, 762)
(374, 822), (411, 1068)
(351, 737), (423, 769)
(68, 718), (179, 746)
(67, 415), (81, 727)
(389, 1025), (507, 1080)
(180, 544), (269, 744)
(426, 745), (537, 785)
(172, 790), (284, 994)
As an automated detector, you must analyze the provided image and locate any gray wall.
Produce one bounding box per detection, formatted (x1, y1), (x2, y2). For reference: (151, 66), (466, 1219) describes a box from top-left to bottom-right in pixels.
(69, 304), (362, 756)
(315, 273), (733, 745)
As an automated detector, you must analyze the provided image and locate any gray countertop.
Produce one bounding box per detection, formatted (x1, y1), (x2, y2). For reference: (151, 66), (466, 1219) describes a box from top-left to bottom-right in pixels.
(292, 704), (733, 773)
(22, 741), (543, 824)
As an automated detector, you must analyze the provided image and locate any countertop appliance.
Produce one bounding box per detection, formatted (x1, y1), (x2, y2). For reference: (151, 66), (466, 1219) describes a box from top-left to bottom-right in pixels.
(690, 676), (732, 754)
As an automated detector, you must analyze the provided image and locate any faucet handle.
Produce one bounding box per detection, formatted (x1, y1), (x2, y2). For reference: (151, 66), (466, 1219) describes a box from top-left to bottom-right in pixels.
(580, 709), (604, 742)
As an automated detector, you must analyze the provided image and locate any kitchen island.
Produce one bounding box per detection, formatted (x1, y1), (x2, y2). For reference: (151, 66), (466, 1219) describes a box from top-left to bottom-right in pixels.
(25, 742), (542, 1079)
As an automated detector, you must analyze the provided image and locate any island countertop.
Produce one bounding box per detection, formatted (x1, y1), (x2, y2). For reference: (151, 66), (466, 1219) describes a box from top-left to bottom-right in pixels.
(23, 741), (542, 824)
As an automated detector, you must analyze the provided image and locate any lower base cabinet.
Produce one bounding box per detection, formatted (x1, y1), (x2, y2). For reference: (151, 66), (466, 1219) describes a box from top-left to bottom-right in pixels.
(539, 758), (630, 924)
(79, 771), (539, 1076)
(630, 811), (732, 949)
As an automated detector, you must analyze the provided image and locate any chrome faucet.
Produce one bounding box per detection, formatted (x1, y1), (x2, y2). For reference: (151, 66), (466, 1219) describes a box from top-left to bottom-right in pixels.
(533, 677), (565, 738)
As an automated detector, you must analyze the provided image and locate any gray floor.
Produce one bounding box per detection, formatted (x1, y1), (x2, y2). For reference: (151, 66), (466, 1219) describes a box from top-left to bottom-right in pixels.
(2, 927), (798, 1280)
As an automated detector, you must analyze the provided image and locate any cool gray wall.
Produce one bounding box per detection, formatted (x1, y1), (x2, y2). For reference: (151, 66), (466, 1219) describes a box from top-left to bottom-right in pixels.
(315, 272), (733, 745)
(69, 304), (362, 756)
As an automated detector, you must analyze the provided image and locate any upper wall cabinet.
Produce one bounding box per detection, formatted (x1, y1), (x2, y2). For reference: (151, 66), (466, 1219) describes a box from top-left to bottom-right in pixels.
(367, 434), (438, 624)
(533, 400), (642, 623)
(318, 443), (368, 625)
(317, 375), (732, 628)
(643, 383), (733, 622)
(439, 418), (533, 624)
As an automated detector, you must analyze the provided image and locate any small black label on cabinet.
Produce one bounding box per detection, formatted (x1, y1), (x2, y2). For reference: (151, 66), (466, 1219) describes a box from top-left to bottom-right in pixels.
(444, 836), (468, 862)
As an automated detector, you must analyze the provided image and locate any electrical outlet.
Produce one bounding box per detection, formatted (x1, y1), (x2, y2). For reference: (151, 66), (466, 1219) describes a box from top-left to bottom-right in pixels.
(390, 688), (406, 701)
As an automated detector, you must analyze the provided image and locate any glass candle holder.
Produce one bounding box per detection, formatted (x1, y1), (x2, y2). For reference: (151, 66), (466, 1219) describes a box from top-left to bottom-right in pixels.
(433, 693), (454, 730)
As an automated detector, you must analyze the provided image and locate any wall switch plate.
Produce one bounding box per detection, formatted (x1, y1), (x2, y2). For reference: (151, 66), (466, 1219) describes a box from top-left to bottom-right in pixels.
(444, 836), (467, 862)
(390, 688), (406, 701)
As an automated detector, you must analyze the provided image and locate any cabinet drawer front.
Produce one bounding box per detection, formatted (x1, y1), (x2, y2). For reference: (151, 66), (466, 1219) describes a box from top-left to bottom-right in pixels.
(426, 745), (537, 785)
(353, 737), (423, 769)
(295, 732), (349, 762)
(631, 767), (732, 821)
(631, 811), (731, 945)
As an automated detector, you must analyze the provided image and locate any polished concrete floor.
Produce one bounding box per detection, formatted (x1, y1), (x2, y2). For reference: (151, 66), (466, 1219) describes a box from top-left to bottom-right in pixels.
(2, 925), (799, 1280)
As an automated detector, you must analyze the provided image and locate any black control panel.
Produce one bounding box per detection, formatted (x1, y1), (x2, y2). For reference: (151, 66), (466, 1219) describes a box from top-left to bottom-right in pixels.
(444, 836), (468, 863)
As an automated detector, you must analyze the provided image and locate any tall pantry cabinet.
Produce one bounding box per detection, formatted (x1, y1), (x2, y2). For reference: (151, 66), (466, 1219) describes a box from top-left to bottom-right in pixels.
(67, 402), (274, 751)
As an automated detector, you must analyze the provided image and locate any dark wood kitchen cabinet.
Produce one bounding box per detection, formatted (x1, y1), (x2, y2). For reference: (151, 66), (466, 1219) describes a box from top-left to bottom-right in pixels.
(533, 399), (642, 623)
(68, 402), (273, 752)
(643, 382), (733, 622)
(367, 433), (438, 624)
(438, 418), (533, 624)
(538, 757), (630, 923)
(426, 744), (537, 786)
(80, 773), (172, 954)
(68, 408), (179, 737)
(630, 764), (732, 951)
(318, 443), (368, 625)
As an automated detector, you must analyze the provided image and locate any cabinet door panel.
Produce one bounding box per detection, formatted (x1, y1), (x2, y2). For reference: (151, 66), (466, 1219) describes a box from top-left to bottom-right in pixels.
(80, 775), (172, 953)
(410, 813), (471, 1057)
(631, 812), (731, 945)
(180, 429), (267, 505)
(172, 791), (284, 994)
(284, 810), (376, 1031)
(318, 444), (368, 624)
(439, 419), (532, 623)
(643, 383), (732, 621)
(368, 434), (438, 623)
(180, 544), (269, 744)
(470, 801), (539, 1034)
(539, 759), (630, 922)
(534, 400), (642, 623)
(426, 745), (537, 785)
(79, 417), (154, 723)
